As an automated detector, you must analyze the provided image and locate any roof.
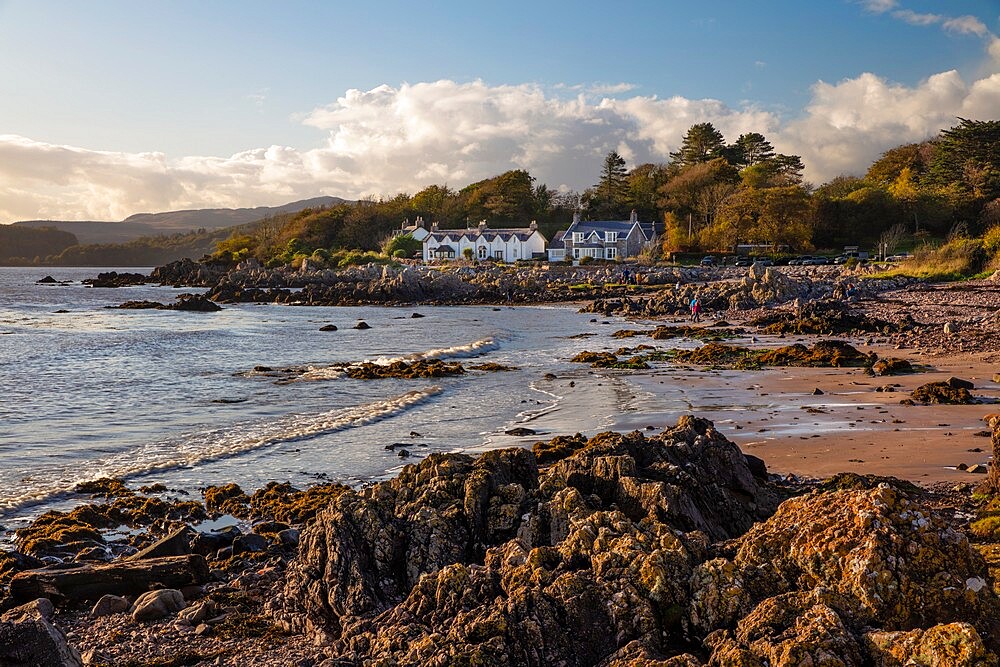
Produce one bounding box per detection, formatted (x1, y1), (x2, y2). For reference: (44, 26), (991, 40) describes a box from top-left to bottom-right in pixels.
(564, 219), (654, 241)
(432, 245), (455, 254)
(575, 243), (606, 249)
(548, 230), (566, 249)
(425, 228), (539, 244)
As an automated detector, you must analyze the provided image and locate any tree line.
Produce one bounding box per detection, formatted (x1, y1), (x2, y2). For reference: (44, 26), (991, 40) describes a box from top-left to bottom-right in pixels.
(4, 117), (997, 267)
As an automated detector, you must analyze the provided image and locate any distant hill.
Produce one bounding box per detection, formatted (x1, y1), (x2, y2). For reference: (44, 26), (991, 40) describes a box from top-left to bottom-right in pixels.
(12, 196), (348, 245)
(0, 225), (79, 264)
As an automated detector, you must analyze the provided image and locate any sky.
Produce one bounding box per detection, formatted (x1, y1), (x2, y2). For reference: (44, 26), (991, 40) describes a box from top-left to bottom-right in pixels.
(1, 0), (999, 222)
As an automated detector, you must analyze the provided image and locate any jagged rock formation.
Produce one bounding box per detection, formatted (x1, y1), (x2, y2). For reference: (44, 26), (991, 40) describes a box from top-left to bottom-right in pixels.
(271, 417), (1000, 665)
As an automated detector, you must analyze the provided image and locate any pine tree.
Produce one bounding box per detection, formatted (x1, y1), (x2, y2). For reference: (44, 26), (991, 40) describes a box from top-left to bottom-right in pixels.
(670, 123), (726, 167)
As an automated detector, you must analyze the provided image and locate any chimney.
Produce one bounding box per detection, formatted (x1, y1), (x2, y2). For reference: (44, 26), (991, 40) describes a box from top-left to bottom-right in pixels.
(529, 220), (537, 231)
(478, 220), (487, 231)
(572, 210), (581, 224)
(416, 216), (424, 228)
(630, 209), (638, 224)
(402, 217), (409, 230)
(431, 221), (439, 232)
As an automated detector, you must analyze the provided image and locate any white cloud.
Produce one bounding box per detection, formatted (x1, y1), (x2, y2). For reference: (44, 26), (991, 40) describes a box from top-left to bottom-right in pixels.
(942, 15), (990, 37)
(891, 9), (942, 26)
(3, 54), (1000, 222)
(861, 0), (898, 14)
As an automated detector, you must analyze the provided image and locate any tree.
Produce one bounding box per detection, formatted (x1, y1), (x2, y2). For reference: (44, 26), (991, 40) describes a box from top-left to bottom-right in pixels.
(598, 152), (628, 202)
(729, 133), (775, 169)
(658, 158), (739, 237)
(929, 118), (1000, 199)
(670, 123), (727, 167)
(626, 163), (669, 222)
(381, 233), (422, 258)
(865, 143), (927, 186)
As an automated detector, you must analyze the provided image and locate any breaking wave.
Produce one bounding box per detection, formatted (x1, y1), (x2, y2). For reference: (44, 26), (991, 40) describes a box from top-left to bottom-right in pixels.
(0, 386), (443, 514)
(293, 337), (500, 383)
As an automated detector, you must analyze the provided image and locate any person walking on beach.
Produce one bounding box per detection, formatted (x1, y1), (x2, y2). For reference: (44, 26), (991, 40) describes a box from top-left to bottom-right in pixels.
(690, 296), (701, 322)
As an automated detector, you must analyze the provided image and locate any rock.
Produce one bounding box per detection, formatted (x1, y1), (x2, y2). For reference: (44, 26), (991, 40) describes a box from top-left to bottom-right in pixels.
(396, 448), (410, 458)
(272, 417), (777, 663)
(131, 588), (186, 621)
(968, 464), (989, 474)
(690, 485), (1000, 640)
(277, 528), (301, 547)
(948, 376), (975, 390)
(177, 599), (216, 624)
(127, 525), (195, 561)
(864, 623), (997, 666)
(353, 321), (371, 330)
(90, 594), (129, 618)
(232, 533), (268, 555)
(944, 321), (958, 334)
(812, 388), (824, 395)
(912, 381), (975, 404)
(170, 294), (222, 312)
(319, 324), (338, 331)
(410, 313), (425, 318)
(36, 276), (58, 284)
(0, 598), (83, 666)
(871, 357), (913, 376)
(504, 427), (537, 436)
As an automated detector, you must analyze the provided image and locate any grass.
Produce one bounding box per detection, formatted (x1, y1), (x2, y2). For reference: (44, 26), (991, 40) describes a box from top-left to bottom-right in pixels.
(870, 237), (986, 282)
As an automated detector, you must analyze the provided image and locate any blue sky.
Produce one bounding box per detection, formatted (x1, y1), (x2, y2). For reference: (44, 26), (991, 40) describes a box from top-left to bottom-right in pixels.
(1, 0), (998, 220)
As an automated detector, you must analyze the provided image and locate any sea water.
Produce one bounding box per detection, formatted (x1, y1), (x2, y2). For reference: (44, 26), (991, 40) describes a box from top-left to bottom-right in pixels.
(0, 267), (642, 525)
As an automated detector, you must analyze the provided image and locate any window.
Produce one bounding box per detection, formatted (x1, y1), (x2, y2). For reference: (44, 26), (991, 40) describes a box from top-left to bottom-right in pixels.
(573, 248), (581, 259)
(513, 247), (518, 258)
(572, 232), (584, 243)
(606, 247), (617, 259)
(494, 250), (503, 259)
(604, 231), (618, 243)
(478, 246), (487, 259)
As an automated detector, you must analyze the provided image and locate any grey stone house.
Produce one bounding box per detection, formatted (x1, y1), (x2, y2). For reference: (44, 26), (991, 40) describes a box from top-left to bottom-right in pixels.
(560, 211), (656, 261)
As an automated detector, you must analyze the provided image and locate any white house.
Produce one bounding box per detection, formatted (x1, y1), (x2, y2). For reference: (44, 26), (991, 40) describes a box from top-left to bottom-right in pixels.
(392, 216), (430, 242)
(422, 221), (547, 262)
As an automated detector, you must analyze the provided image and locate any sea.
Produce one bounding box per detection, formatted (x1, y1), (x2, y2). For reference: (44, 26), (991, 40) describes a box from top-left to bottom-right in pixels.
(0, 266), (665, 528)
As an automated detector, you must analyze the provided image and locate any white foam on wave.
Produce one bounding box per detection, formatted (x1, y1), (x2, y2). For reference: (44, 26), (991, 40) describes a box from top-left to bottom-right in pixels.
(369, 336), (500, 364)
(0, 385), (443, 514)
(293, 337), (500, 382)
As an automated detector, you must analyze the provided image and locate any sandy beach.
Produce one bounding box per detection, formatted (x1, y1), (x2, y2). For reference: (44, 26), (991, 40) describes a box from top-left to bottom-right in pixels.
(617, 342), (999, 483)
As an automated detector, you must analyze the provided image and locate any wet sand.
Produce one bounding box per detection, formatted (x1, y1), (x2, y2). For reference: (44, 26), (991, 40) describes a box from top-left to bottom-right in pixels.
(615, 336), (1000, 484)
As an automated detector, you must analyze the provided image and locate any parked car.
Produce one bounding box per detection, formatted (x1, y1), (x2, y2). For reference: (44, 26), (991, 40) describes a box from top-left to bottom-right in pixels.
(700, 255), (716, 266)
(802, 256), (831, 265)
(788, 255), (813, 265)
(885, 253), (912, 262)
(733, 256), (752, 267)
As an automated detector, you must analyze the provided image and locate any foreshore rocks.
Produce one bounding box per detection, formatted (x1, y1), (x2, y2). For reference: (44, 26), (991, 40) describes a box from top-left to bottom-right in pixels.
(263, 416), (1000, 664)
(5, 417), (1000, 663)
(116, 293), (222, 312)
(81, 271), (149, 288)
(270, 417), (780, 661)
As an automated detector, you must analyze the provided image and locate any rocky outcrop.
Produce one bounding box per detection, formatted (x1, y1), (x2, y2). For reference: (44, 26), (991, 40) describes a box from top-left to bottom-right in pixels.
(271, 417), (1000, 665)
(116, 294), (222, 312)
(272, 417), (780, 662)
(82, 271), (149, 288)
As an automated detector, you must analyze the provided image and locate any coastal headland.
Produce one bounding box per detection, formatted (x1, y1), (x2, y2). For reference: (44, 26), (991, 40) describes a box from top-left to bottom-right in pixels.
(5, 259), (1000, 665)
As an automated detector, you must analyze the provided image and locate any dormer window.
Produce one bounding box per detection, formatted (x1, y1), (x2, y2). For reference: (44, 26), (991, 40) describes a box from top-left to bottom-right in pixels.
(604, 231), (618, 243)
(572, 232), (584, 243)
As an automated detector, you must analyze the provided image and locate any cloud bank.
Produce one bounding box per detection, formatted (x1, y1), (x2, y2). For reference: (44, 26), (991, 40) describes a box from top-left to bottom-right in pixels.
(2, 46), (999, 221)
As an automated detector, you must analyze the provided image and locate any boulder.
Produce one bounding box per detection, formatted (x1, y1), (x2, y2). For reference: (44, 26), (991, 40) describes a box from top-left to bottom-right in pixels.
(131, 588), (186, 621)
(863, 623), (998, 666)
(0, 598), (83, 666)
(90, 594), (128, 618)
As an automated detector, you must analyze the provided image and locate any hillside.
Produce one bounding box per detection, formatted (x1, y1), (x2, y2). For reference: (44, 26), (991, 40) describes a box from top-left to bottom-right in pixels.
(12, 196), (348, 245)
